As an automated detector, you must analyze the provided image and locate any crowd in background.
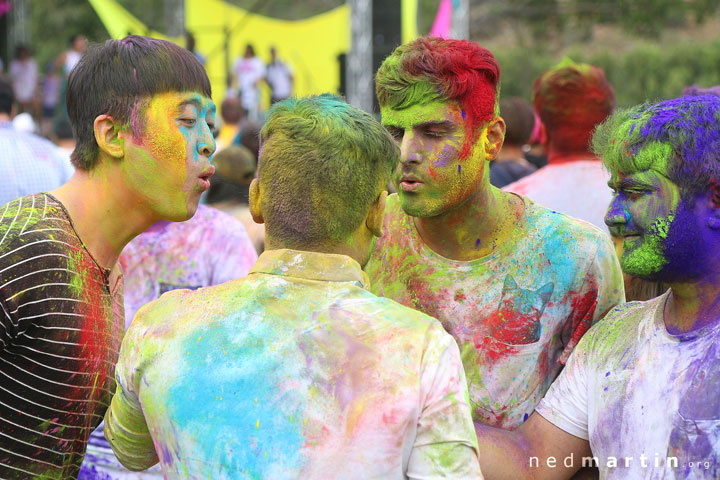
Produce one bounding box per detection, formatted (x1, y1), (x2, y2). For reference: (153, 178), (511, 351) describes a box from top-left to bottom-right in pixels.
(0, 31), (719, 479)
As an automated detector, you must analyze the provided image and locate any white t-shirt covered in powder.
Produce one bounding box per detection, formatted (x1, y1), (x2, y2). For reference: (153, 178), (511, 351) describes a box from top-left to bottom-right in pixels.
(536, 291), (720, 479)
(366, 194), (624, 430)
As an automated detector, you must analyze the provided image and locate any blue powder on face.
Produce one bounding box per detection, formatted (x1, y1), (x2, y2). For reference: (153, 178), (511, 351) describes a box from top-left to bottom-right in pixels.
(475, 238), (481, 249)
(458, 165), (461, 173)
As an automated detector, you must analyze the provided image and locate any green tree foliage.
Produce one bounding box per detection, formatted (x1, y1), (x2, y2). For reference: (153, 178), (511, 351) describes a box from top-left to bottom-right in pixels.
(497, 38), (720, 107)
(487, 0), (719, 39)
(30, 0), (109, 71)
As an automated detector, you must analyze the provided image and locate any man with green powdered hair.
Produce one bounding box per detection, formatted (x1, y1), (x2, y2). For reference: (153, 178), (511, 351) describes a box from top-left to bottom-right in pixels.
(105, 94), (482, 479)
(475, 95), (720, 479)
(367, 36), (624, 432)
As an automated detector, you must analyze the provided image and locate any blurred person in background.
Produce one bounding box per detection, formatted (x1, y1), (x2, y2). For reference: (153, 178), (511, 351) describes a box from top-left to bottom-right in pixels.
(266, 46), (293, 104)
(40, 60), (62, 137)
(57, 34), (88, 76)
(206, 145), (265, 253)
(504, 59), (615, 233)
(215, 96), (245, 150)
(232, 43), (265, 122)
(490, 97), (537, 187)
(0, 77), (73, 205)
(185, 31), (205, 66)
(8, 45), (38, 117)
(54, 116), (76, 159)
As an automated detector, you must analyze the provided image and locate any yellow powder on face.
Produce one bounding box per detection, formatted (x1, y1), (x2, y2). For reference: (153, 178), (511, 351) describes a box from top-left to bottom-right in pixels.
(143, 92), (188, 179)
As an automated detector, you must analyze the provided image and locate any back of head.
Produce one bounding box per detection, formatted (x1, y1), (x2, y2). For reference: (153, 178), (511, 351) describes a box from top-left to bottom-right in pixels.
(534, 59), (615, 154)
(682, 84), (720, 98)
(221, 97), (244, 125)
(206, 146), (256, 205)
(593, 95), (720, 195)
(0, 78), (14, 115)
(214, 145), (256, 185)
(376, 36), (500, 154)
(258, 94), (398, 248)
(67, 35), (211, 170)
(499, 97), (535, 146)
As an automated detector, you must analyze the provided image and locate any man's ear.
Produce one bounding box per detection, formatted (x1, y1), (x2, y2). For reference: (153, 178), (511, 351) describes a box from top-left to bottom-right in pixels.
(708, 180), (720, 230)
(94, 114), (125, 159)
(249, 178), (265, 224)
(365, 190), (387, 238)
(538, 121), (548, 148)
(485, 117), (506, 161)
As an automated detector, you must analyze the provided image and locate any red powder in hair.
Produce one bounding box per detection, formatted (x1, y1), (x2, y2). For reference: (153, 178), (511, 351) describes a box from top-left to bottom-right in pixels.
(402, 37), (500, 158)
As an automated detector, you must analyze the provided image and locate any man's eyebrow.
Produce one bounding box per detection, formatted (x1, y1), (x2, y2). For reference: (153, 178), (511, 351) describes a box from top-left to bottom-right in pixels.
(608, 177), (653, 189)
(383, 120), (455, 129)
(179, 96), (215, 113)
(415, 120), (455, 129)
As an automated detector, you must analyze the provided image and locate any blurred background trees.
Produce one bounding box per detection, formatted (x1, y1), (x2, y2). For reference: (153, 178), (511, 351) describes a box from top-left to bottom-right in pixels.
(17, 0), (720, 107)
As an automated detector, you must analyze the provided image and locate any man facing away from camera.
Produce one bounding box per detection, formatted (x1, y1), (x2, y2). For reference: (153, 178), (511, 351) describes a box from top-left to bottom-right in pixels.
(104, 94), (483, 479)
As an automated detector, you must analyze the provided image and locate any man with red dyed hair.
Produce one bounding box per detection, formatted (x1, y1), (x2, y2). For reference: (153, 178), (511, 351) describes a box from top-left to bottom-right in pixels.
(504, 59), (616, 232)
(366, 37), (624, 431)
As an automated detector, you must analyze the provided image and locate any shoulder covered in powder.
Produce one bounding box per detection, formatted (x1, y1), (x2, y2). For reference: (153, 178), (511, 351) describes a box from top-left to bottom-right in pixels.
(529, 199), (608, 242)
(128, 280), (247, 336)
(370, 293), (451, 341)
(575, 299), (654, 353)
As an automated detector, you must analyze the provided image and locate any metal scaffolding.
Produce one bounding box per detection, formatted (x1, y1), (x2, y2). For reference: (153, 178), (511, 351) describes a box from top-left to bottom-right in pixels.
(346, 0), (373, 113)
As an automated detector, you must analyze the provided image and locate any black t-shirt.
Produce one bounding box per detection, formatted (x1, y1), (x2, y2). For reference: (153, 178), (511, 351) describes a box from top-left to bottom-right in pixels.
(489, 160), (537, 188)
(0, 194), (124, 479)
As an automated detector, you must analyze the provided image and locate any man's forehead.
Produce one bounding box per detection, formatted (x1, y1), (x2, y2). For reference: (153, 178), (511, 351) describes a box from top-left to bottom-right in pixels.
(380, 99), (461, 127)
(150, 91), (216, 112)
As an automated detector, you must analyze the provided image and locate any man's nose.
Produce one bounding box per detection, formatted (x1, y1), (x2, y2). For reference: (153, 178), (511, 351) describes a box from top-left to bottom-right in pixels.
(198, 124), (216, 159)
(400, 131), (421, 166)
(605, 197), (629, 230)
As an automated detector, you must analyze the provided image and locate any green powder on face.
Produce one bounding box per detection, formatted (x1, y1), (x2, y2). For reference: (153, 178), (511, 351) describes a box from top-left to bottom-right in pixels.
(621, 215), (674, 277)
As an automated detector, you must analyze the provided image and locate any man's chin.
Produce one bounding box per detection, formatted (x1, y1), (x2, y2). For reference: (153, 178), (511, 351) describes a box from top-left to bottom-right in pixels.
(620, 247), (666, 280)
(399, 194), (443, 218)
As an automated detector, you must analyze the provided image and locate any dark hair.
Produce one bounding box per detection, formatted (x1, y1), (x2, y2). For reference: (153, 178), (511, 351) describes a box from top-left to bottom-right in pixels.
(14, 45), (29, 59)
(221, 96), (245, 124)
(0, 78), (14, 115)
(500, 97), (535, 146)
(66, 35), (211, 170)
(54, 117), (75, 140)
(258, 94), (399, 247)
(533, 59), (615, 154)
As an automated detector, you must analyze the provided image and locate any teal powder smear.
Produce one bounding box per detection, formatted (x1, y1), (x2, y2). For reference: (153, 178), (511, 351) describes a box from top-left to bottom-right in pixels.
(164, 322), (306, 476)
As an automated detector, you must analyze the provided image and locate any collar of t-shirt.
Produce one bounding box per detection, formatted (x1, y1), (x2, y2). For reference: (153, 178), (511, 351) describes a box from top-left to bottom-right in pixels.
(249, 248), (369, 289)
(652, 289), (720, 343)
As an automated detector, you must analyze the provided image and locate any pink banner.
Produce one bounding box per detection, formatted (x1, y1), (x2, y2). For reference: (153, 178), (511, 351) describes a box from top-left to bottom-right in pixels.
(429, 0), (452, 38)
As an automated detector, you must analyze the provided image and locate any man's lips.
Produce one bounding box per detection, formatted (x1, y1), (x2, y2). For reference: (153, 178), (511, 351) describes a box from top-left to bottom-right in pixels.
(198, 165), (215, 191)
(399, 175), (424, 192)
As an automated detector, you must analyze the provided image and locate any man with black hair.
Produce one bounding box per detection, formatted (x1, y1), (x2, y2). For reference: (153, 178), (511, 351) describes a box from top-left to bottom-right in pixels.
(0, 35), (216, 478)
